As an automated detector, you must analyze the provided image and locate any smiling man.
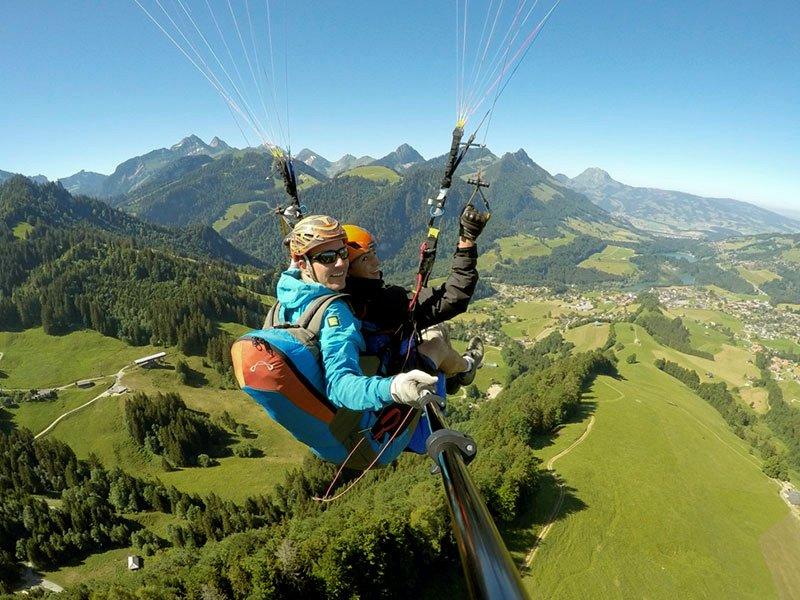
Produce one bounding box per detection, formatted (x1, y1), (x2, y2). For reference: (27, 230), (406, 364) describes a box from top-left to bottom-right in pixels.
(275, 214), (438, 411)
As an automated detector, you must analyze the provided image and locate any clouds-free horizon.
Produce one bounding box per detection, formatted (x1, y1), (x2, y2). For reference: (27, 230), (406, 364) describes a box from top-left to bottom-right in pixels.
(1, 1), (797, 208)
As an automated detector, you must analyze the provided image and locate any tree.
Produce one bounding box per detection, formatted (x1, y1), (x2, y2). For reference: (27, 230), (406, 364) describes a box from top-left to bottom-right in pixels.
(762, 456), (789, 481)
(626, 353), (637, 364)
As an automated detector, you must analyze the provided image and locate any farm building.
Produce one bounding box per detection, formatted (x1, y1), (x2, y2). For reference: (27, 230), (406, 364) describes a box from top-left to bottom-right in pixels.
(133, 352), (166, 368)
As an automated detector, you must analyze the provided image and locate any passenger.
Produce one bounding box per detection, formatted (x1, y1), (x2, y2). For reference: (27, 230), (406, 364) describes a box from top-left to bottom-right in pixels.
(277, 214), (438, 410)
(343, 203), (489, 390)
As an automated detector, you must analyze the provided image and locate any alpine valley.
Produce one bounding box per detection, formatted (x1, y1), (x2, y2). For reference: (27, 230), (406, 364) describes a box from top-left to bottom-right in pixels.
(2, 135), (800, 598)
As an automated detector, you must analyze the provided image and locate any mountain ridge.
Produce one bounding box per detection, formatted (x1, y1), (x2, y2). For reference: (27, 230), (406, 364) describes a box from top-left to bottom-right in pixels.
(562, 167), (800, 236)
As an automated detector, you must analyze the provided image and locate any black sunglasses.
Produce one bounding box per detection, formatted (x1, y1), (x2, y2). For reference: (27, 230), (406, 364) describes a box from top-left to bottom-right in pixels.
(309, 246), (349, 265)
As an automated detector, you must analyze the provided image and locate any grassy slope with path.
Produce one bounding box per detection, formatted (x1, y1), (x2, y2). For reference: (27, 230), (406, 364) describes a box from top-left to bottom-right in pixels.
(518, 324), (800, 599)
(0, 328), (163, 389)
(46, 354), (306, 503)
(2, 326), (306, 503)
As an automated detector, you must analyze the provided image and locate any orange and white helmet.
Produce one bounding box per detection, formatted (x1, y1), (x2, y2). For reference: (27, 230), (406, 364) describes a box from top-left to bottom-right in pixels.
(287, 214), (347, 258)
(342, 224), (377, 262)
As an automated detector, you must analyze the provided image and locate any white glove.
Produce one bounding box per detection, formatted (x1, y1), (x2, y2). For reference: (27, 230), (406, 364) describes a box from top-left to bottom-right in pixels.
(390, 370), (438, 407)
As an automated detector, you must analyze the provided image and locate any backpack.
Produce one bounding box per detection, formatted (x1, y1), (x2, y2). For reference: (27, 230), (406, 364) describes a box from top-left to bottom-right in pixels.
(231, 293), (423, 470)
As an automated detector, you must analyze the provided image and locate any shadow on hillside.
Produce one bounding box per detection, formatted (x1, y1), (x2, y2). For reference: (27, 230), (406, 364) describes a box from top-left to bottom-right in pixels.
(531, 397), (596, 452)
(0, 369), (7, 379)
(502, 474), (587, 562)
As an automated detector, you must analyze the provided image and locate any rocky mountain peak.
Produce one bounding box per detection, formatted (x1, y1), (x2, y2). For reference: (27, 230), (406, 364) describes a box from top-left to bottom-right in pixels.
(171, 134), (207, 151)
(573, 167), (616, 187)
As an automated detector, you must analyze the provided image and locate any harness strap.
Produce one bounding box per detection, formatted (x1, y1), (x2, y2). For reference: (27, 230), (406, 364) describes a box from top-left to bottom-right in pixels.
(264, 293), (348, 333)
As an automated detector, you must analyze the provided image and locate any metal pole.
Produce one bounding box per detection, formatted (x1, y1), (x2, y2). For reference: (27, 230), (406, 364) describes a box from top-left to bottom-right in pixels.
(425, 399), (529, 600)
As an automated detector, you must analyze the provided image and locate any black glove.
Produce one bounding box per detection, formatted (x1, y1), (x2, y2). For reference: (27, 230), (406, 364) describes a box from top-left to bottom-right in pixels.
(459, 204), (490, 242)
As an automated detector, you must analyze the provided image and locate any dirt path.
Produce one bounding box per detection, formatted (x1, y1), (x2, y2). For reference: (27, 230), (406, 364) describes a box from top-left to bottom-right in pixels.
(16, 562), (64, 593)
(35, 366), (129, 439)
(524, 415), (596, 567)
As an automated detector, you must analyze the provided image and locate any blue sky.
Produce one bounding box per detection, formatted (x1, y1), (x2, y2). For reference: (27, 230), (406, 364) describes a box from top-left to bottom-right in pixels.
(1, 1), (798, 209)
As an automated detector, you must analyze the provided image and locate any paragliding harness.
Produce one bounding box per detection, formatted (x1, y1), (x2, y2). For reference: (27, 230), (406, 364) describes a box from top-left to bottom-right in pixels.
(231, 293), (423, 472)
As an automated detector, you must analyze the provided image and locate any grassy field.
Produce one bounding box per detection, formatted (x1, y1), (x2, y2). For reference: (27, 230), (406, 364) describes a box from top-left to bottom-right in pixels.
(450, 341), (508, 396)
(212, 201), (268, 231)
(8, 385), (109, 434)
(578, 245), (637, 276)
(740, 386), (770, 413)
(662, 311), (734, 355)
(736, 266), (781, 287)
(564, 323), (610, 351)
(761, 337), (800, 356)
(779, 380), (800, 406)
(501, 300), (566, 340)
(478, 233), (576, 271)
(339, 165), (400, 183)
(12, 221), (34, 239)
(0, 328), (164, 389)
(42, 355), (307, 503)
(566, 218), (643, 242)
(42, 511), (180, 589)
(515, 324), (800, 599)
(651, 340), (759, 390)
(668, 307), (744, 334)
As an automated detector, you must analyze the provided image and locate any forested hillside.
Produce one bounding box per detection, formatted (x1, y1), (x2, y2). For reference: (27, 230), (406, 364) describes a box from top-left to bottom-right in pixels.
(0, 177), (270, 362)
(0, 176), (261, 267)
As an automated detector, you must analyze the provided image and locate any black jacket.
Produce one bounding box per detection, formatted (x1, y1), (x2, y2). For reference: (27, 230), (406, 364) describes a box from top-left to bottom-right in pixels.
(346, 245), (479, 335)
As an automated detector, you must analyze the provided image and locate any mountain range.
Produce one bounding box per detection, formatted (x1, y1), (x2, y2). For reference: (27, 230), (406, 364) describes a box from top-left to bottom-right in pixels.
(4, 135), (797, 245)
(557, 168), (800, 236)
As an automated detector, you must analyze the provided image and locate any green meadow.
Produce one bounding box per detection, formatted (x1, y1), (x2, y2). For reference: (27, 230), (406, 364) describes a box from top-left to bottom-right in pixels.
(516, 324), (800, 599)
(41, 511), (180, 589)
(12, 221), (34, 239)
(736, 266), (780, 287)
(566, 218), (643, 242)
(564, 323), (610, 350)
(212, 201), (268, 231)
(478, 233), (575, 271)
(339, 165), (400, 183)
(43, 354), (307, 503)
(761, 337), (800, 356)
(782, 247), (800, 264)
(501, 300), (566, 340)
(578, 245), (638, 276)
(9, 385), (107, 435)
(0, 328), (164, 389)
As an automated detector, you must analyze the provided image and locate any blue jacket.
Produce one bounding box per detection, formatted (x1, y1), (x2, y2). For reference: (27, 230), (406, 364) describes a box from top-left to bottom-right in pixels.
(275, 268), (394, 411)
